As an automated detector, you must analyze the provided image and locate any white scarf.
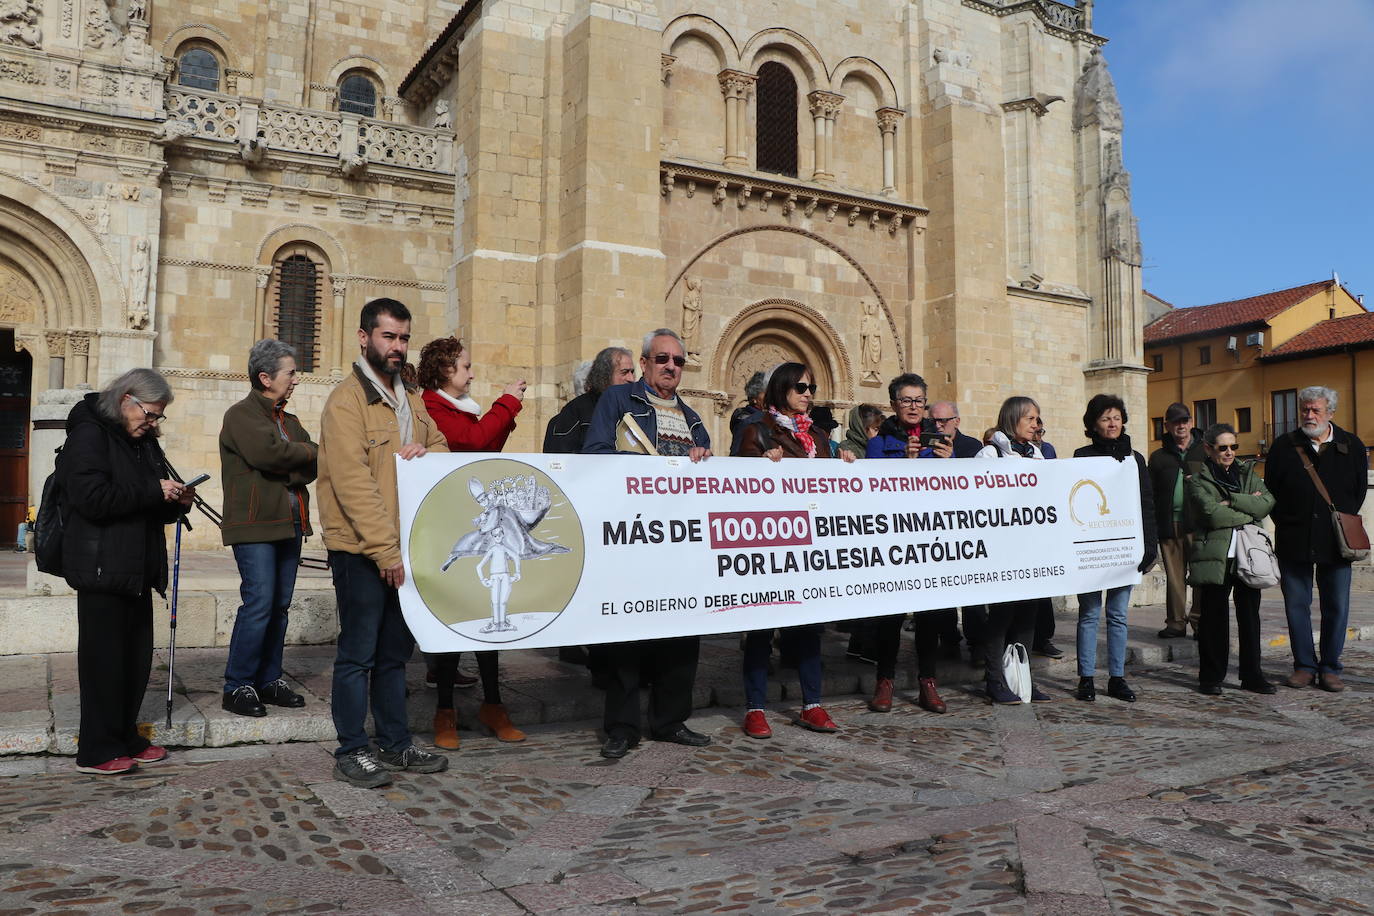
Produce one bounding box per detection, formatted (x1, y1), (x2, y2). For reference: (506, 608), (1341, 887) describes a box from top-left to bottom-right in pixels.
(355, 357), (414, 445)
(433, 387), (482, 416)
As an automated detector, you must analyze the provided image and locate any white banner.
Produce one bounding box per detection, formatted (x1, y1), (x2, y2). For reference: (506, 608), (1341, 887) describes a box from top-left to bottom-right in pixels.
(397, 453), (1144, 653)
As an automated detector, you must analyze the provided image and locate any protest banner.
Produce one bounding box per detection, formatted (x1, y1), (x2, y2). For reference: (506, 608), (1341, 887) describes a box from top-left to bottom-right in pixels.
(397, 453), (1144, 653)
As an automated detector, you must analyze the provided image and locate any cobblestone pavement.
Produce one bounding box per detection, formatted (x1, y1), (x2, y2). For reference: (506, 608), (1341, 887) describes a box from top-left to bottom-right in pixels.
(1, 644), (1371, 915)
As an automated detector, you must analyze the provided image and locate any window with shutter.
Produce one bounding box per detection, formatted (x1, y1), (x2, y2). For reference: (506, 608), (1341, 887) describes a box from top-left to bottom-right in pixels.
(275, 254), (320, 373)
(755, 62), (798, 177)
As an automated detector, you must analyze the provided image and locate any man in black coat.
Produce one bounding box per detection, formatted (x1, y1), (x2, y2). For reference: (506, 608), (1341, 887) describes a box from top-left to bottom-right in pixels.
(543, 346), (635, 454)
(1263, 386), (1369, 692)
(1147, 403), (1207, 638)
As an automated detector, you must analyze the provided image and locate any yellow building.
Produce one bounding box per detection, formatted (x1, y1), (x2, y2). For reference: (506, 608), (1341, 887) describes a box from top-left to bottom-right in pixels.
(1144, 279), (1370, 456)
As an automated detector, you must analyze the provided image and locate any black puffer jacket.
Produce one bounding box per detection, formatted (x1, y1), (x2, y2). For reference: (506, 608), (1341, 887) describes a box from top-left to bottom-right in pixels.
(58, 393), (182, 597)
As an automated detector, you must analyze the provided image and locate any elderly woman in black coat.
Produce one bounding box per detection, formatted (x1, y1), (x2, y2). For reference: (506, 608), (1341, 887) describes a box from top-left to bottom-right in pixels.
(59, 368), (195, 774)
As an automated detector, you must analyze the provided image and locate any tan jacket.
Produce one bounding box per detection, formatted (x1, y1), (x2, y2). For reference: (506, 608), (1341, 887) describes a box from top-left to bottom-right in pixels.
(317, 364), (448, 568)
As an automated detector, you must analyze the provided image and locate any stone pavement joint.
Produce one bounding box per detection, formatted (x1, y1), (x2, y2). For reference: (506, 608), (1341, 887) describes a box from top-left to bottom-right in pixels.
(1016, 814), (1106, 898)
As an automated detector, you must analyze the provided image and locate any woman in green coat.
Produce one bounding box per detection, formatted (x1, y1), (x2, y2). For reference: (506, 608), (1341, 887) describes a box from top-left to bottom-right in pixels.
(1185, 423), (1276, 696)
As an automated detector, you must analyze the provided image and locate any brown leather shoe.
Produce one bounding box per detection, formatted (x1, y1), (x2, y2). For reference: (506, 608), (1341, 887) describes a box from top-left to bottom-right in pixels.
(1284, 670), (1315, 689)
(432, 708), (460, 750)
(917, 677), (947, 714)
(868, 677), (894, 712)
(1318, 673), (1345, 693)
(478, 703), (527, 742)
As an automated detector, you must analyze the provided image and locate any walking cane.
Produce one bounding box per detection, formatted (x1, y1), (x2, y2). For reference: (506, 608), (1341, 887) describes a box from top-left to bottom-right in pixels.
(166, 513), (185, 730)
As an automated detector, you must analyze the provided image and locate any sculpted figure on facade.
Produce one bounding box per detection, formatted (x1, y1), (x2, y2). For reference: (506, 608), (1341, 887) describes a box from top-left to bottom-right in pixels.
(681, 276), (702, 364)
(127, 237), (149, 329)
(1073, 48), (1122, 131)
(0, 0), (41, 49)
(860, 299), (883, 383)
(432, 100), (451, 130)
(84, 0), (123, 50)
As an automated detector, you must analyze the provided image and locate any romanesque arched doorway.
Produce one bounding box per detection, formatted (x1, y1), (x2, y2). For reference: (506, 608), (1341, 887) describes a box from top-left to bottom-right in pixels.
(714, 298), (854, 413)
(0, 327), (31, 546)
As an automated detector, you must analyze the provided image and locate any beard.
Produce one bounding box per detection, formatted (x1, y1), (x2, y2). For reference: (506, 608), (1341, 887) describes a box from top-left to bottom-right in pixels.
(365, 339), (402, 376)
(1301, 419), (1328, 440)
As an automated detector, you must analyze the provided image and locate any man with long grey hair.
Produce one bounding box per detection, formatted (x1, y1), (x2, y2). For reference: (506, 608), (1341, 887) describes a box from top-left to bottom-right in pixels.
(1263, 385), (1368, 692)
(542, 345), (635, 454)
(218, 339), (318, 717)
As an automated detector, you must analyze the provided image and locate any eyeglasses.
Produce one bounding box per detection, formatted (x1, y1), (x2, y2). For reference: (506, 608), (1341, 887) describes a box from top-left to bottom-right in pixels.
(651, 353), (687, 367)
(129, 396), (166, 425)
(792, 382), (817, 396)
(895, 397), (927, 408)
(1213, 443), (1238, 452)
(930, 415), (957, 425)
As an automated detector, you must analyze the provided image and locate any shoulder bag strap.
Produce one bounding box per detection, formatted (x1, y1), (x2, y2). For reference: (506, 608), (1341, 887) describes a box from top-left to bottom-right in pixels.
(1296, 446), (1336, 510)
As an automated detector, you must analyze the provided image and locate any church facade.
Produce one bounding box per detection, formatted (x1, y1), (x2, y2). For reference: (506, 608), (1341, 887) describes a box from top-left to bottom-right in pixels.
(0, 0), (1143, 550)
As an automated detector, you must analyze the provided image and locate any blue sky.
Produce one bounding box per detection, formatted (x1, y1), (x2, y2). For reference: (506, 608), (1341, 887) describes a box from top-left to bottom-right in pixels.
(1091, 0), (1374, 309)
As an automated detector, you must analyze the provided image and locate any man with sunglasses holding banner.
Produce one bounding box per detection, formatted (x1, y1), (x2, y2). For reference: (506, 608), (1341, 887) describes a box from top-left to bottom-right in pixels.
(584, 328), (712, 759)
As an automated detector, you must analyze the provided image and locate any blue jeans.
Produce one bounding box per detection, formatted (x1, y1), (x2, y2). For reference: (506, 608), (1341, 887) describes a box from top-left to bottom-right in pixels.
(224, 534), (302, 692)
(1076, 585), (1133, 677)
(1279, 559), (1352, 675)
(743, 626), (822, 709)
(329, 550), (415, 757)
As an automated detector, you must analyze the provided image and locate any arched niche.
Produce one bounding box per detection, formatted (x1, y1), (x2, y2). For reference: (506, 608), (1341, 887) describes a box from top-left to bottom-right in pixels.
(713, 299), (854, 406)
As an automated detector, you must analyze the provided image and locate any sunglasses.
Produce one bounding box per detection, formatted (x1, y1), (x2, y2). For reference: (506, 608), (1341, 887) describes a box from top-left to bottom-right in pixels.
(1212, 443), (1238, 452)
(651, 353), (687, 367)
(129, 396), (166, 425)
(793, 382), (817, 396)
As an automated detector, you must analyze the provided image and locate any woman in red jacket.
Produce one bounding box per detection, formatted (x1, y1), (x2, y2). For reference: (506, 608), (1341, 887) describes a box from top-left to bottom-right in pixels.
(417, 336), (528, 749)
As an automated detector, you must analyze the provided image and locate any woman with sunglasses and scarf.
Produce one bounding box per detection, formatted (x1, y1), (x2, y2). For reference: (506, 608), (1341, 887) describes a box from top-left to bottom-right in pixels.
(735, 362), (854, 738)
(1185, 423), (1276, 696)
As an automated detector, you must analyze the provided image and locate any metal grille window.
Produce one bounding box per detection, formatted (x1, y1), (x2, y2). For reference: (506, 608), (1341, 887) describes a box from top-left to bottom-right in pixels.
(339, 73), (378, 117)
(177, 48), (220, 92)
(275, 255), (320, 373)
(755, 62), (798, 177)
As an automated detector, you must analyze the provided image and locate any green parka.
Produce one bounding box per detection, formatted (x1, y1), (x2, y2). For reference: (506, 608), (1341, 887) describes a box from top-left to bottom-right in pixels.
(1184, 459), (1275, 586)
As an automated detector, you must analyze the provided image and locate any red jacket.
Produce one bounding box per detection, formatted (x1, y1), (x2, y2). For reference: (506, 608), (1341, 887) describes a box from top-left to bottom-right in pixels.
(421, 388), (521, 452)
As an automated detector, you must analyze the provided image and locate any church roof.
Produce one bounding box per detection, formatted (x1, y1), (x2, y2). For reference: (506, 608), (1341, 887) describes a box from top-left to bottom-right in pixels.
(1261, 309), (1374, 362)
(1143, 280), (1335, 345)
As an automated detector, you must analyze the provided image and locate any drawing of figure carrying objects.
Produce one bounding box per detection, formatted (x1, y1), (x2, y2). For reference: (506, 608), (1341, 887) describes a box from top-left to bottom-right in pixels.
(441, 476), (570, 634)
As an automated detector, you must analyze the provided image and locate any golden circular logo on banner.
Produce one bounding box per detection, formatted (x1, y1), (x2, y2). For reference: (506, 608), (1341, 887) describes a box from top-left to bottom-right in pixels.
(1068, 478), (1110, 527)
(409, 459), (584, 644)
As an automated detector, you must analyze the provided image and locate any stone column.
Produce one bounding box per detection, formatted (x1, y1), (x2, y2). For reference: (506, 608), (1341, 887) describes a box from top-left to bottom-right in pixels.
(718, 70), (755, 168)
(253, 266), (271, 340)
(807, 91), (843, 182)
(69, 333), (90, 386)
(332, 277), (348, 376)
(877, 107), (903, 197)
(45, 332), (66, 390)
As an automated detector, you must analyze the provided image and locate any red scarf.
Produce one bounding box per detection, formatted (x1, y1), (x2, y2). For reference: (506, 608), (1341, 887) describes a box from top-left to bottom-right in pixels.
(769, 407), (816, 458)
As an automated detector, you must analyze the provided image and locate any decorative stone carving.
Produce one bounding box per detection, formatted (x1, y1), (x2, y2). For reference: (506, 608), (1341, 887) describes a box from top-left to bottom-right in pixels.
(432, 99), (451, 130)
(151, 119), (196, 146)
(933, 47), (973, 69)
(339, 153), (367, 179)
(876, 108), (903, 135)
(240, 136), (267, 165)
(127, 238), (149, 328)
(781, 193), (796, 217)
(69, 332), (89, 356)
(660, 53), (675, 84)
(807, 91), (843, 119)
(45, 331), (66, 357)
(255, 266), (271, 289)
(712, 181), (726, 206)
(1073, 48), (1122, 131)
(660, 168), (675, 198)
(84, 0), (123, 49)
(759, 189), (772, 211)
(859, 299), (883, 384)
(685, 180), (695, 198)
(0, 0), (41, 49)
(128, 0), (147, 23)
(0, 260), (39, 323)
(681, 276), (702, 365)
(736, 183), (751, 209)
(803, 196), (818, 218)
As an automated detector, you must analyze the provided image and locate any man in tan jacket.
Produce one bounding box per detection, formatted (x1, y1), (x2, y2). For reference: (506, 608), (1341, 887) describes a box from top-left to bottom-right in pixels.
(318, 298), (449, 788)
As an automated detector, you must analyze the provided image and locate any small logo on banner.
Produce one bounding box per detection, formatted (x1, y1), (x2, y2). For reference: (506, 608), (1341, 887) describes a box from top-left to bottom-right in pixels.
(1068, 478), (1133, 531)
(409, 459), (584, 643)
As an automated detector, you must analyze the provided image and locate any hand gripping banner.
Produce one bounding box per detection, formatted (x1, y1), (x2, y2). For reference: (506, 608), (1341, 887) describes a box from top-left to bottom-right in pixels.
(397, 454), (1144, 653)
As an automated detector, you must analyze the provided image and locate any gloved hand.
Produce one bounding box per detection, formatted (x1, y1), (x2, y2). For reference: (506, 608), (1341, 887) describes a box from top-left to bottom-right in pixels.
(1137, 549), (1158, 574)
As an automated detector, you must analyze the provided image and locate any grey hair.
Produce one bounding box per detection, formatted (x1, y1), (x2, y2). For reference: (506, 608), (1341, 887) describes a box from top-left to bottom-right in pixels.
(96, 368), (174, 427)
(247, 339), (297, 391)
(1298, 385), (1338, 413)
(640, 328), (685, 358)
(1202, 422), (1237, 446)
(995, 396), (1040, 440)
(743, 371), (766, 400)
(586, 346), (633, 394)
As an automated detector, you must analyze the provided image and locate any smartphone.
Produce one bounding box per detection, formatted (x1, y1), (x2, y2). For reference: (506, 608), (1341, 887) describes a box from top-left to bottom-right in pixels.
(183, 473), (211, 488)
(918, 431), (949, 448)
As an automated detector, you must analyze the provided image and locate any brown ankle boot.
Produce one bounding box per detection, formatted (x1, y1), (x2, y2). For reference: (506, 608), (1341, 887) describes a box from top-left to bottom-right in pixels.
(478, 703), (526, 742)
(868, 677), (894, 712)
(917, 677), (947, 714)
(432, 708), (460, 749)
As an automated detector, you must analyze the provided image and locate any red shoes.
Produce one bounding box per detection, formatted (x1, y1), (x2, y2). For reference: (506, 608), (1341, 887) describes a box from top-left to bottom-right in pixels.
(76, 756), (136, 775)
(917, 677), (947, 714)
(132, 745), (168, 764)
(798, 706), (839, 733)
(869, 677), (894, 712)
(743, 710), (772, 739)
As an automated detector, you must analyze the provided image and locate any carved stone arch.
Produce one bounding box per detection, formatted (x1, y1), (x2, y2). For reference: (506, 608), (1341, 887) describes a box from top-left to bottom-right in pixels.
(255, 223), (348, 274)
(326, 55), (393, 96)
(663, 14), (740, 71)
(162, 23), (242, 73)
(830, 57), (898, 110)
(665, 224), (905, 369)
(713, 299), (854, 404)
(0, 170), (122, 332)
(741, 28), (829, 92)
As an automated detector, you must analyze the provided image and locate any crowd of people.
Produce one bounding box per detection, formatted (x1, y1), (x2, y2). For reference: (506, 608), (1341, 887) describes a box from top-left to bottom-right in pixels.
(52, 299), (1366, 782)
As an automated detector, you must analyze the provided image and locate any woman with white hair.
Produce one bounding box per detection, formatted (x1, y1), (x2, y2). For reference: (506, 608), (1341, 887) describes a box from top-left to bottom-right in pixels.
(58, 368), (195, 773)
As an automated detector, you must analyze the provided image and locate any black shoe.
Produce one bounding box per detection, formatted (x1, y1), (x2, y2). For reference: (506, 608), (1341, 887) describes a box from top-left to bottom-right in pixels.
(332, 748), (393, 789)
(1033, 642), (1065, 660)
(1075, 677), (1096, 702)
(1198, 683), (1223, 696)
(1106, 677), (1137, 703)
(1241, 680), (1277, 695)
(376, 744), (450, 774)
(652, 725), (710, 747)
(600, 734), (637, 759)
(1030, 684), (1052, 703)
(222, 685), (267, 717)
(986, 680), (1021, 705)
(258, 679), (305, 708)
(1157, 627), (1186, 639)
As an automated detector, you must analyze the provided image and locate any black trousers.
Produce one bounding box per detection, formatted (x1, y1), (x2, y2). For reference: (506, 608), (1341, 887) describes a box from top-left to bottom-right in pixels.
(874, 613), (940, 680)
(1032, 597), (1056, 647)
(1197, 578), (1264, 687)
(982, 600), (1037, 685)
(603, 636), (699, 741)
(76, 590), (155, 766)
(961, 605), (988, 646)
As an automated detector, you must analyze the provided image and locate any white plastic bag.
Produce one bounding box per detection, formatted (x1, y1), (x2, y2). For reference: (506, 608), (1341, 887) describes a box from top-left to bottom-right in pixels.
(1002, 642), (1032, 704)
